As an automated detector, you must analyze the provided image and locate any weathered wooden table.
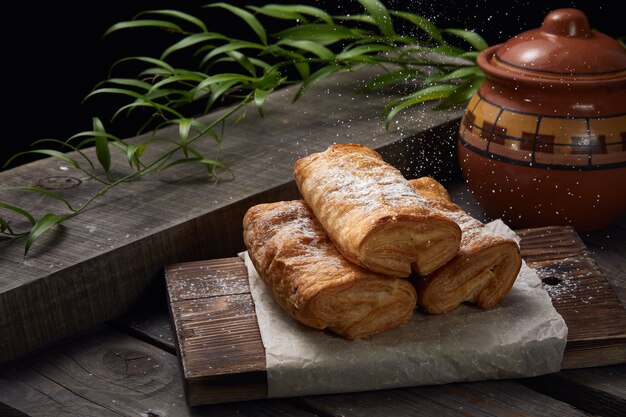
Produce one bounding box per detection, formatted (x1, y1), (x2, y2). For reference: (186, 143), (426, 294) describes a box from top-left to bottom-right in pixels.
(1, 69), (625, 416)
(1, 207), (624, 417)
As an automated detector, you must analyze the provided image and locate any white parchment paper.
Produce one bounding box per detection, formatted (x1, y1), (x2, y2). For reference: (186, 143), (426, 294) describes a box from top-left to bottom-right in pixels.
(240, 220), (568, 398)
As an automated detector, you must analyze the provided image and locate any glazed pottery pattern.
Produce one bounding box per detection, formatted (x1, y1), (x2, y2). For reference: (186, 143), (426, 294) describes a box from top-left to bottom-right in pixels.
(458, 8), (626, 231)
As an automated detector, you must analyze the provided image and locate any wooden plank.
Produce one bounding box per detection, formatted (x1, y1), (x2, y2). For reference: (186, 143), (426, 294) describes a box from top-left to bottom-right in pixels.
(1, 322), (602, 417)
(296, 380), (591, 417)
(163, 226), (626, 405)
(117, 300), (626, 414)
(115, 301), (626, 415)
(164, 259), (267, 406)
(581, 216), (626, 307)
(111, 306), (176, 354)
(0, 64), (464, 363)
(522, 364), (626, 417)
(518, 226), (626, 369)
(0, 326), (318, 417)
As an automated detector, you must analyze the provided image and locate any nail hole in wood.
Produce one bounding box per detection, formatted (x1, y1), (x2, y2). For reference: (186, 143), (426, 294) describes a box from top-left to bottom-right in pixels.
(542, 277), (561, 286)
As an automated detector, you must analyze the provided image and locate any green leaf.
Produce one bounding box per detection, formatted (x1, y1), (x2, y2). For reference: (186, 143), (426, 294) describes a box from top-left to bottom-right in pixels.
(205, 3), (267, 44)
(274, 24), (359, 45)
(3, 149), (80, 170)
(617, 36), (625, 48)
(30, 138), (95, 171)
(198, 158), (228, 172)
(249, 4), (333, 24)
(247, 57), (273, 72)
(193, 73), (254, 95)
(25, 213), (64, 256)
(335, 14), (377, 26)
(125, 144), (148, 170)
(0, 187), (76, 212)
(429, 66), (482, 82)
(247, 5), (304, 21)
(0, 202), (36, 225)
(431, 44), (469, 57)
(101, 78), (152, 90)
(353, 34), (415, 46)
(253, 67), (285, 91)
(104, 20), (183, 37)
(86, 88), (185, 119)
(359, 69), (426, 92)
(434, 74), (484, 110)
(461, 51), (480, 60)
(277, 39), (335, 59)
(294, 65), (345, 102)
(111, 101), (162, 121)
(178, 118), (191, 155)
(137, 68), (172, 78)
(443, 28), (489, 51)
(385, 84), (457, 128)
(110, 56), (175, 76)
(200, 40), (266, 66)
(283, 4), (332, 24)
(202, 51), (262, 78)
(254, 88), (271, 117)
(357, 0), (395, 37)
(136, 9), (208, 32)
(161, 157), (227, 172)
(225, 51), (256, 76)
(264, 45), (307, 62)
(92, 117), (111, 175)
(161, 32), (227, 59)
(146, 72), (207, 95)
(68, 131), (121, 143)
(336, 44), (393, 60)
(390, 11), (444, 45)
(205, 79), (239, 105)
(294, 62), (310, 80)
(0, 216), (12, 235)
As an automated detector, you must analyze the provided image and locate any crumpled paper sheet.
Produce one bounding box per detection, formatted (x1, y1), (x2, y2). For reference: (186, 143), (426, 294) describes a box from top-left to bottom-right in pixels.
(240, 220), (568, 398)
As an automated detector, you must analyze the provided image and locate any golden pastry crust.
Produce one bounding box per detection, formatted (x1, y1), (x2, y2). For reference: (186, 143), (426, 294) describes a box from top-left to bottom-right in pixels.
(409, 177), (522, 313)
(293, 144), (462, 277)
(243, 200), (417, 339)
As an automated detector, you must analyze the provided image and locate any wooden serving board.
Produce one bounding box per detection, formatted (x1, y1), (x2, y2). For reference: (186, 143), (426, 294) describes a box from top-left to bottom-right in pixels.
(164, 226), (626, 406)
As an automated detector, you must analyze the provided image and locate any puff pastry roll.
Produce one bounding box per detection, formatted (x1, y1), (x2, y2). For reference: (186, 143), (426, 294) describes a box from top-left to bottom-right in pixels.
(243, 200), (417, 340)
(293, 144), (461, 277)
(409, 177), (522, 313)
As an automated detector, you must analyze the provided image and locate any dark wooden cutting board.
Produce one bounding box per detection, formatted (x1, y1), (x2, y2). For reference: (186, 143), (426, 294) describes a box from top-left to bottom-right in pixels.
(164, 226), (626, 406)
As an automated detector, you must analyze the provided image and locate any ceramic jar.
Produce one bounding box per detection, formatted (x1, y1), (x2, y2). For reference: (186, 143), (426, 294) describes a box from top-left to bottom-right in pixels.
(458, 8), (626, 231)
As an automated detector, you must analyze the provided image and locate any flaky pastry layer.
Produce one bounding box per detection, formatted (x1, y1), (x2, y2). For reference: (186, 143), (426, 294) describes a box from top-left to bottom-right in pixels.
(243, 200), (417, 339)
(293, 144), (461, 277)
(409, 177), (522, 313)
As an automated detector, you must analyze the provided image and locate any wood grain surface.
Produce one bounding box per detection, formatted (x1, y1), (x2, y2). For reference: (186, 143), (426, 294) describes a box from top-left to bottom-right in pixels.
(114, 298), (626, 416)
(163, 226), (626, 405)
(0, 65), (464, 363)
(3, 324), (617, 417)
(519, 226), (626, 369)
(0, 327), (317, 417)
(296, 380), (591, 417)
(522, 365), (626, 417)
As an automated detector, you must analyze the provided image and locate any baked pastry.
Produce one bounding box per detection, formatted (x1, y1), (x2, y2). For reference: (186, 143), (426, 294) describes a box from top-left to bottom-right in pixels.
(409, 177), (522, 313)
(243, 200), (417, 339)
(293, 144), (461, 277)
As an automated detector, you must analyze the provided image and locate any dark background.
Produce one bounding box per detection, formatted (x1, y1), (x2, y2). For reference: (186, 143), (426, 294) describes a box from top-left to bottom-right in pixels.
(2, 0), (622, 169)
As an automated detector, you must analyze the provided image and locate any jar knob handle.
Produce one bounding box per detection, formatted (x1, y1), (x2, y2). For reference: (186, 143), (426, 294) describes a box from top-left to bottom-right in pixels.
(541, 8), (591, 38)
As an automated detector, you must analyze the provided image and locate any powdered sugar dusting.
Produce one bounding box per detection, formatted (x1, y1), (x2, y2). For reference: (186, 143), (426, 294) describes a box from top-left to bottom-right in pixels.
(295, 145), (442, 254)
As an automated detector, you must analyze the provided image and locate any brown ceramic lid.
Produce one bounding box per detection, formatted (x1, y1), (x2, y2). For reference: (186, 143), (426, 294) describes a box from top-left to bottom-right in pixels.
(492, 8), (626, 78)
